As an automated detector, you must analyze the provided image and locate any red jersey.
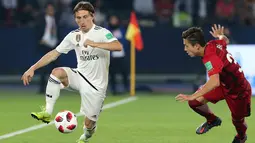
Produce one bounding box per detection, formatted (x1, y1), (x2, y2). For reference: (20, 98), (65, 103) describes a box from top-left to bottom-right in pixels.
(202, 40), (249, 95)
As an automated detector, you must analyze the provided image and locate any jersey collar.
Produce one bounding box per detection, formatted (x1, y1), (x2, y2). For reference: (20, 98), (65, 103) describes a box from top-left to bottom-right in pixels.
(201, 44), (208, 60)
(83, 24), (95, 34)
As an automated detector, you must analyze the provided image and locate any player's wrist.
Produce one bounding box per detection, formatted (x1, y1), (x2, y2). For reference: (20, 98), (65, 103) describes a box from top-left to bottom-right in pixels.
(217, 35), (224, 40)
(93, 42), (100, 47)
(30, 65), (36, 71)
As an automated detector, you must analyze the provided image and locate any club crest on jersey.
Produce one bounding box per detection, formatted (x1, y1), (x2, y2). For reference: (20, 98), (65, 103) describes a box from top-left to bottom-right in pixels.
(76, 34), (81, 46)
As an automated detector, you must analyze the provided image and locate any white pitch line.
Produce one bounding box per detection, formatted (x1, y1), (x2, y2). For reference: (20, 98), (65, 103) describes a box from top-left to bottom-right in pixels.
(0, 96), (138, 140)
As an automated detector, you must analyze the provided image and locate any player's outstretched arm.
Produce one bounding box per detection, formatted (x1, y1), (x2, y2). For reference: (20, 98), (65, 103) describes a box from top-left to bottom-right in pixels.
(210, 24), (230, 44)
(21, 49), (61, 85)
(175, 74), (220, 102)
(191, 74), (220, 99)
(84, 39), (123, 51)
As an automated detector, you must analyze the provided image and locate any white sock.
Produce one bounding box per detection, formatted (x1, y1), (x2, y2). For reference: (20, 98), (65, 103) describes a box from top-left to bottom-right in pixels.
(83, 124), (97, 139)
(45, 74), (61, 115)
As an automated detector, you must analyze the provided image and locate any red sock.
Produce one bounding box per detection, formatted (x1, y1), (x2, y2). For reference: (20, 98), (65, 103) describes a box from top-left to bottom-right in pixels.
(232, 118), (247, 139)
(188, 100), (217, 122)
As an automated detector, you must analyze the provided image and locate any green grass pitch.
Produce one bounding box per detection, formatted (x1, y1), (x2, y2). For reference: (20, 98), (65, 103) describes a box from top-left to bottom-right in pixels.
(0, 90), (254, 143)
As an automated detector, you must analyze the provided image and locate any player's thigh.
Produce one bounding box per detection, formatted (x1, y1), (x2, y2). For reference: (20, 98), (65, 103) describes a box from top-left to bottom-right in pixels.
(198, 85), (225, 104)
(79, 84), (105, 122)
(60, 67), (80, 91)
(225, 88), (252, 119)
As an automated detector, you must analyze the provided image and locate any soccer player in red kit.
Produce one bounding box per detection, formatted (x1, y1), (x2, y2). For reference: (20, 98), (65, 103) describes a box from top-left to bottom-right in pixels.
(175, 24), (251, 143)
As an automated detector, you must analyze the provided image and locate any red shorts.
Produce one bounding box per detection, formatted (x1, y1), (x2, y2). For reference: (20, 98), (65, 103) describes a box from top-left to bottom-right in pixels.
(197, 84), (251, 119)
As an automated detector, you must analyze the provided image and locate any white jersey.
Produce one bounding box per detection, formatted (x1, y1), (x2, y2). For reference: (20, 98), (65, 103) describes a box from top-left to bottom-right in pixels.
(56, 24), (117, 92)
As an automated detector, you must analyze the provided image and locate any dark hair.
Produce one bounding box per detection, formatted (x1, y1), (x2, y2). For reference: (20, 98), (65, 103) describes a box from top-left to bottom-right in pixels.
(73, 1), (95, 15)
(182, 27), (206, 47)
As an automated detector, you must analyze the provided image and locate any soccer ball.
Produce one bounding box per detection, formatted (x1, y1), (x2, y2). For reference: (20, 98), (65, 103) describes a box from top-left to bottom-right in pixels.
(54, 110), (78, 133)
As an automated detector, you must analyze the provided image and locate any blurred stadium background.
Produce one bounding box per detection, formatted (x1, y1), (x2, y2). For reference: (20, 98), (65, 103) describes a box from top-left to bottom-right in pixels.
(0, 0), (255, 143)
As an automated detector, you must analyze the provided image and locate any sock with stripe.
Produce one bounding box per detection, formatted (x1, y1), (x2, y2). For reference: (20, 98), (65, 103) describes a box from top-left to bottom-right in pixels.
(45, 74), (61, 115)
(84, 124), (96, 139)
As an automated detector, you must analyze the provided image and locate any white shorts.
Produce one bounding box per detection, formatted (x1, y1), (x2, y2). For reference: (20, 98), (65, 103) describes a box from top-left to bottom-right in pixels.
(61, 67), (105, 121)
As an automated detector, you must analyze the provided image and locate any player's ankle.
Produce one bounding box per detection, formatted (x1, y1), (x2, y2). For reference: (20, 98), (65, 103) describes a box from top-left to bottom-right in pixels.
(88, 126), (96, 135)
(206, 115), (217, 123)
(44, 109), (51, 115)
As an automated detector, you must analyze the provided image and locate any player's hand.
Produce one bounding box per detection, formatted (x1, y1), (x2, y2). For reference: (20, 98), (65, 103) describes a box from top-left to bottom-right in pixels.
(21, 68), (35, 86)
(175, 94), (195, 102)
(210, 24), (224, 38)
(84, 39), (98, 48)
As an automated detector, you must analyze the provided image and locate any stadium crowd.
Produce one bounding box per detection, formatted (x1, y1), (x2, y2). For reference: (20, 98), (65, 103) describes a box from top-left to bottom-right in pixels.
(0, 0), (255, 28)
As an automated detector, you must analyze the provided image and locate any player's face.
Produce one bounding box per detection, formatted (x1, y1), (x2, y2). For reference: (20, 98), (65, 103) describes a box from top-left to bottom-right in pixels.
(46, 5), (55, 16)
(183, 39), (200, 57)
(75, 10), (94, 32)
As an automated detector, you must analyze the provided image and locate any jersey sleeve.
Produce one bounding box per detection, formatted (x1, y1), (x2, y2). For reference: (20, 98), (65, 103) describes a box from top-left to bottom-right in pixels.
(204, 55), (224, 77)
(56, 33), (74, 54)
(101, 28), (118, 42)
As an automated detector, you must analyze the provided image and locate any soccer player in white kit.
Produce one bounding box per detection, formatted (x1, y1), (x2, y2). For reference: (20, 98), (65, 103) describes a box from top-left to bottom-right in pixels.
(21, 1), (123, 142)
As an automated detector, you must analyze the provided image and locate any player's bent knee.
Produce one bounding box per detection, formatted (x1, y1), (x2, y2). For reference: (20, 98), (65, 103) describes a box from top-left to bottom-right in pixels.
(51, 68), (69, 86)
(51, 68), (68, 79)
(51, 68), (66, 77)
(196, 96), (208, 104)
(188, 100), (203, 108)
